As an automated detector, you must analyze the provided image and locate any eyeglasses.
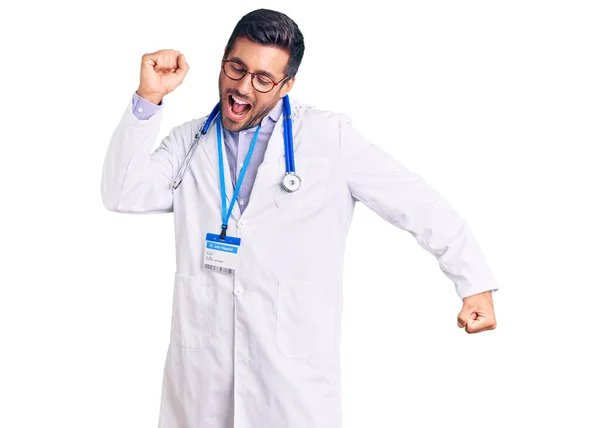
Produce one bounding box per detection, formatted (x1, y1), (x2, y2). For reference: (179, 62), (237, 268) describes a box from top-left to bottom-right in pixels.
(221, 59), (289, 93)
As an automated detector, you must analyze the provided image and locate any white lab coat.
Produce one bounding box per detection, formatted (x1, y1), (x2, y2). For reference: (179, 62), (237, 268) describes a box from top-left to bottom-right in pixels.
(101, 96), (498, 428)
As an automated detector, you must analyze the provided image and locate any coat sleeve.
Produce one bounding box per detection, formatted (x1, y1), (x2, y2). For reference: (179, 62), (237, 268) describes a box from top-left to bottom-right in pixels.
(101, 97), (177, 214)
(338, 114), (498, 300)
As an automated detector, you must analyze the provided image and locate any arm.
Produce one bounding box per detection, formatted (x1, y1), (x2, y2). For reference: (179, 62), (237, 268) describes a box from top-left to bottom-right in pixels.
(100, 93), (175, 213)
(101, 49), (190, 213)
(338, 115), (499, 300)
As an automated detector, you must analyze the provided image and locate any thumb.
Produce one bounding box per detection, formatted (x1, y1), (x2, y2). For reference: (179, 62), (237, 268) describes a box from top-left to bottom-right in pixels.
(457, 307), (477, 328)
(466, 312), (479, 329)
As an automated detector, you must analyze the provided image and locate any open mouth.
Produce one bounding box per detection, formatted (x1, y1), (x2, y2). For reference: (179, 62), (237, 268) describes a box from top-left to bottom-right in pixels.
(226, 94), (252, 121)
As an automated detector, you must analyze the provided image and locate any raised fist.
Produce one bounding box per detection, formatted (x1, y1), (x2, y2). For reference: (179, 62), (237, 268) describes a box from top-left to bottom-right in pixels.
(136, 49), (189, 104)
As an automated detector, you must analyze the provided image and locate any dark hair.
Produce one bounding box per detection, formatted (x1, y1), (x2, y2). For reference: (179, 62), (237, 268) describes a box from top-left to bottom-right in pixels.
(224, 9), (305, 78)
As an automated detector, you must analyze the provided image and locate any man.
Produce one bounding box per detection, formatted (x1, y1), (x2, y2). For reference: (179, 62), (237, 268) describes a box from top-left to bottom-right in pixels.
(101, 8), (498, 428)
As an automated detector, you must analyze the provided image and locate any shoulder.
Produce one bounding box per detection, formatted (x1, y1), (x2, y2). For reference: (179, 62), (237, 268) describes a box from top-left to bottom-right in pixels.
(166, 114), (208, 142)
(288, 98), (360, 156)
(289, 97), (353, 130)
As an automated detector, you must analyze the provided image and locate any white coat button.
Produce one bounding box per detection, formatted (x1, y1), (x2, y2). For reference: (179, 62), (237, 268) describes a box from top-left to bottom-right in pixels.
(238, 220), (245, 227)
(239, 199), (245, 206)
(233, 288), (244, 296)
(137, 107), (143, 113)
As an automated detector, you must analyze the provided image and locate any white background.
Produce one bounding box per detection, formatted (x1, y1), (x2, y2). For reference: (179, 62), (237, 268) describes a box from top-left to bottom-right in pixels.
(1, 0), (599, 426)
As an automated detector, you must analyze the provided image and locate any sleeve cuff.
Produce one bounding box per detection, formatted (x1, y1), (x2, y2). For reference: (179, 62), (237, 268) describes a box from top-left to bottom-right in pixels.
(131, 91), (163, 120)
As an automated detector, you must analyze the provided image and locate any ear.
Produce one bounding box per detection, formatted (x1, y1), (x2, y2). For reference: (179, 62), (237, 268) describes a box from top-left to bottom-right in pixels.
(279, 77), (296, 98)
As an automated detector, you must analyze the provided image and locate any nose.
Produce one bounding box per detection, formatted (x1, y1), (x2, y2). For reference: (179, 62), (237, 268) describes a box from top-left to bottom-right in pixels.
(236, 73), (253, 95)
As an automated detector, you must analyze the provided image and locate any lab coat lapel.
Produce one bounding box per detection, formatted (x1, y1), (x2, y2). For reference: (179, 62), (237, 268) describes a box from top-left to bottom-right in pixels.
(245, 116), (285, 209)
(244, 97), (309, 212)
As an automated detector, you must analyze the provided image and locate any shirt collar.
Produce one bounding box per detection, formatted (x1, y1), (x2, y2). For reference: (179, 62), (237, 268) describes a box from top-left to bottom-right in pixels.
(267, 97), (284, 122)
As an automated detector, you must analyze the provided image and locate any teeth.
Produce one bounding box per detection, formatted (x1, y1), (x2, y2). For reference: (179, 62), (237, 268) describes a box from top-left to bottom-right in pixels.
(231, 95), (249, 105)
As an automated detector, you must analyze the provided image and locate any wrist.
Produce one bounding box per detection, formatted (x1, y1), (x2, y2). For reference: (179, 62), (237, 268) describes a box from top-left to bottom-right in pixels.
(136, 90), (163, 105)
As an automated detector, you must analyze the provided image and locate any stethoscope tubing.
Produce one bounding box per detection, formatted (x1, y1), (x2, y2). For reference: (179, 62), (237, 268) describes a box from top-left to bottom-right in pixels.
(171, 95), (297, 191)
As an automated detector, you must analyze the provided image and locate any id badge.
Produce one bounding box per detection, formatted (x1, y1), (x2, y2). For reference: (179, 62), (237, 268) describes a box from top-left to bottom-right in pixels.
(203, 233), (241, 275)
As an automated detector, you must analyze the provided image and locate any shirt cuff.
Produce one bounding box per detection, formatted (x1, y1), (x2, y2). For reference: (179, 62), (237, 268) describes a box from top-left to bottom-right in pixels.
(131, 91), (163, 120)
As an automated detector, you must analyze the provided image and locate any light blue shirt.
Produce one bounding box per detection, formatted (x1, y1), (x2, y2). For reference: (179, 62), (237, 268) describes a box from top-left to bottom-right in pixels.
(131, 92), (282, 214)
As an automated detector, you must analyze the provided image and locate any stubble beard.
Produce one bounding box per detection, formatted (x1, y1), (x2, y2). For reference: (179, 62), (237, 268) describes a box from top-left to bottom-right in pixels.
(218, 79), (282, 132)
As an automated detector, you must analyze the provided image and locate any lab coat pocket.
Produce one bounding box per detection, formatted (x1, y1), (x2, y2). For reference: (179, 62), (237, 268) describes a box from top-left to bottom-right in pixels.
(274, 156), (330, 210)
(170, 273), (212, 349)
(276, 279), (338, 359)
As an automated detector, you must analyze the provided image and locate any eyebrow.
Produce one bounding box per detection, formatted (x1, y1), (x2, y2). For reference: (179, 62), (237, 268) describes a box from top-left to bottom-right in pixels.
(229, 56), (278, 81)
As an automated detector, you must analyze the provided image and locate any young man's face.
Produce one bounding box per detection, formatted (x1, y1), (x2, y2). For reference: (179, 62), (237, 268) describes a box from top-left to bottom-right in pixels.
(218, 36), (295, 132)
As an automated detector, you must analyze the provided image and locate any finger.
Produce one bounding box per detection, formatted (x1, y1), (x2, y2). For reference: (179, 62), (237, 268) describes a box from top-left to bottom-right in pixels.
(162, 51), (175, 72)
(154, 53), (168, 72)
(457, 307), (474, 328)
(176, 54), (189, 75)
(154, 50), (177, 72)
(169, 50), (180, 70)
(463, 312), (480, 332)
(466, 317), (483, 334)
(142, 52), (159, 68)
(466, 316), (497, 334)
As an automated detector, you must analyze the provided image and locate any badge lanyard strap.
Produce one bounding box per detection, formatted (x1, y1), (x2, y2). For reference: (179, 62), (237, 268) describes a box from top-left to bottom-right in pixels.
(216, 113), (261, 239)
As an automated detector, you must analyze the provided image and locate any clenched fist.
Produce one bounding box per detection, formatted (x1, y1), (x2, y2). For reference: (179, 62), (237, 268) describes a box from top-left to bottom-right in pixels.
(457, 290), (497, 334)
(136, 49), (189, 105)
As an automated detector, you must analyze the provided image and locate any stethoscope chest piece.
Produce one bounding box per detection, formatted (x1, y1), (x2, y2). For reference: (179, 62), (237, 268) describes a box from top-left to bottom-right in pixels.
(282, 172), (302, 192)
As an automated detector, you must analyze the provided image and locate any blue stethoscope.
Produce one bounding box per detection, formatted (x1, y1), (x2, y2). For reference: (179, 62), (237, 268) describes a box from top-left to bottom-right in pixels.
(171, 94), (301, 193)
